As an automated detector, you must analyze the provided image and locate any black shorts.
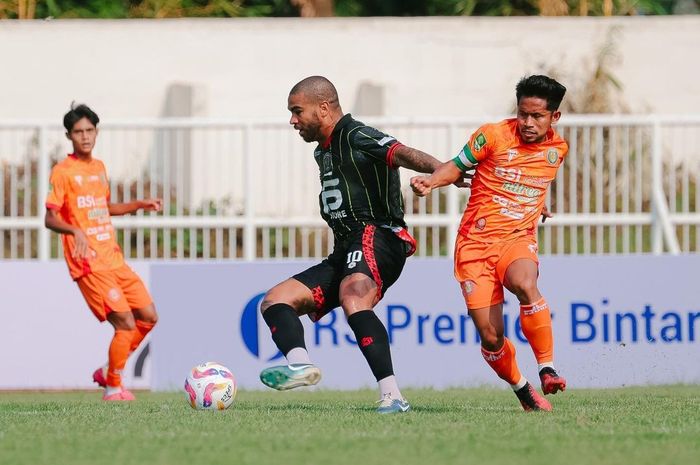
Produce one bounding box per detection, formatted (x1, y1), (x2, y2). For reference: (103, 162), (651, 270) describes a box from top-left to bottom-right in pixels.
(293, 224), (410, 321)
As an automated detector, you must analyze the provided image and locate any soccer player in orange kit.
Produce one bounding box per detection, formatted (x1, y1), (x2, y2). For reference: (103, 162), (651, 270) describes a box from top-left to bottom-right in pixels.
(45, 104), (161, 401)
(411, 75), (568, 411)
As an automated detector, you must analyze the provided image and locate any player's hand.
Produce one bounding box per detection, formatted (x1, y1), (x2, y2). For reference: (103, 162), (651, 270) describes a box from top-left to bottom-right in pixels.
(71, 228), (90, 260)
(410, 176), (433, 197)
(141, 198), (163, 212)
(541, 205), (553, 223)
(452, 170), (474, 189)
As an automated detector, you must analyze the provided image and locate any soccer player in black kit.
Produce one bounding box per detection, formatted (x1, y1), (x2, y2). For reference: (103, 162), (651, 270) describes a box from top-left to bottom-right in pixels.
(259, 76), (446, 413)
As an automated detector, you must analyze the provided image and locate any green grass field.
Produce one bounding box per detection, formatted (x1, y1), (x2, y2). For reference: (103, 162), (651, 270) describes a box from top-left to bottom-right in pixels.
(1, 386), (698, 465)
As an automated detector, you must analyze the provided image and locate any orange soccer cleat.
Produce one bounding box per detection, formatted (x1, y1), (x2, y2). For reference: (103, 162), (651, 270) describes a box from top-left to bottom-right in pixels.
(515, 382), (552, 412)
(539, 367), (567, 395)
(92, 366), (107, 388)
(102, 389), (136, 402)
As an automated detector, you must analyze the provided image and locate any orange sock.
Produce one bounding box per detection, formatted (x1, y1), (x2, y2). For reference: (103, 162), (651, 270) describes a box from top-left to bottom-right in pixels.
(481, 337), (523, 385)
(520, 297), (553, 364)
(129, 320), (155, 353)
(107, 329), (135, 387)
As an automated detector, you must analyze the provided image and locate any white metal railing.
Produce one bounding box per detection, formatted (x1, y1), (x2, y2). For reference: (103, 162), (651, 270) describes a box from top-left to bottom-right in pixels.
(1, 114), (699, 260)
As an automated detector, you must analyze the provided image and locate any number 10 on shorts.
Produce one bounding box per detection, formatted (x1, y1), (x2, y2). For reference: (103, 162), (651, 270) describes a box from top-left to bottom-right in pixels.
(347, 250), (363, 269)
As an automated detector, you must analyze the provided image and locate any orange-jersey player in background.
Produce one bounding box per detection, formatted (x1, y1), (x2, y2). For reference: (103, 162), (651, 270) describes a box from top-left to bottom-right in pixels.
(45, 104), (161, 401)
(411, 75), (568, 412)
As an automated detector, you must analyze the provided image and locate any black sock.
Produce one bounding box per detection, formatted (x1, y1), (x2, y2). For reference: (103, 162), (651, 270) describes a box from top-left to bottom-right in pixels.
(262, 303), (306, 356)
(347, 310), (394, 381)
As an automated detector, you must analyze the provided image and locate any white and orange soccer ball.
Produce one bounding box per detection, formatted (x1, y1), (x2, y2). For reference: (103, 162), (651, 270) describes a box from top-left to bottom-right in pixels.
(184, 362), (237, 410)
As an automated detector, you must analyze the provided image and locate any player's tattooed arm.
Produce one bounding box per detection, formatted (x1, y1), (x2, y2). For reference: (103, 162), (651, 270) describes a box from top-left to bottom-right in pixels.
(410, 160), (465, 197)
(391, 145), (442, 173)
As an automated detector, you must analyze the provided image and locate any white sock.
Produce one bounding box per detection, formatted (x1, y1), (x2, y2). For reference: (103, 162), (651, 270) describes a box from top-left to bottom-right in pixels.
(510, 377), (527, 391)
(286, 347), (312, 365)
(538, 362), (555, 372)
(105, 385), (122, 396)
(378, 375), (403, 400)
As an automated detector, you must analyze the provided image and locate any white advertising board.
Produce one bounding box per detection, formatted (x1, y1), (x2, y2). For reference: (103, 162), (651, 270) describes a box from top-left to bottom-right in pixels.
(149, 256), (700, 391)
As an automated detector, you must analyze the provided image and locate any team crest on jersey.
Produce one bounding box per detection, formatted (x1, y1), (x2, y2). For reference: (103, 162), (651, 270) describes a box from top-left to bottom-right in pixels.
(462, 280), (476, 296)
(547, 148), (559, 165)
(507, 149), (518, 162)
(473, 133), (487, 152)
(322, 152), (333, 177)
(475, 218), (486, 231)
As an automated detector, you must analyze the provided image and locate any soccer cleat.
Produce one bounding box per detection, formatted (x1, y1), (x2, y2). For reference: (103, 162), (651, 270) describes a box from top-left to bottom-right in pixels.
(376, 394), (411, 414)
(102, 388), (136, 402)
(514, 382), (552, 412)
(92, 366), (107, 388)
(259, 364), (321, 391)
(539, 367), (567, 395)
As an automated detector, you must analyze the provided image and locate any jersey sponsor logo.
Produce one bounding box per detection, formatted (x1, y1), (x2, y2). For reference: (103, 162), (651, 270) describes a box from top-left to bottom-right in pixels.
(96, 232), (111, 241)
(473, 133), (487, 152)
(321, 178), (343, 214)
(329, 210), (347, 219)
(515, 195), (538, 205)
(547, 148), (559, 164)
(87, 208), (110, 220)
(77, 195), (97, 208)
(501, 182), (541, 198)
(494, 166), (522, 182)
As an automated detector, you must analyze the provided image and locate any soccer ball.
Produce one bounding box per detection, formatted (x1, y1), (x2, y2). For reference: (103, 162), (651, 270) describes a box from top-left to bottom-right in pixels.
(184, 362), (237, 410)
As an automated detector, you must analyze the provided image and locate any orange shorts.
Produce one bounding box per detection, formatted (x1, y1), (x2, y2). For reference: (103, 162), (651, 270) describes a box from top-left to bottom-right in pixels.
(454, 234), (539, 309)
(76, 264), (152, 322)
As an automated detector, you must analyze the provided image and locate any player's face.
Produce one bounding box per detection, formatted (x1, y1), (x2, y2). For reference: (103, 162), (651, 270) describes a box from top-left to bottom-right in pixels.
(288, 92), (322, 143)
(516, 96), (560, 144)
(66, 117), (98, 156)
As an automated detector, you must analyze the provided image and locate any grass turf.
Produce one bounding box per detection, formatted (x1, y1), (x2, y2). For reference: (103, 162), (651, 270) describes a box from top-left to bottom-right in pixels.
(1, 386), (698, 465)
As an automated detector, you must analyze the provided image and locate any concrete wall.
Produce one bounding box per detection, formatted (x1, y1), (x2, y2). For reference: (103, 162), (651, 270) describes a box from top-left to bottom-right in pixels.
(1, 16), (699, 121)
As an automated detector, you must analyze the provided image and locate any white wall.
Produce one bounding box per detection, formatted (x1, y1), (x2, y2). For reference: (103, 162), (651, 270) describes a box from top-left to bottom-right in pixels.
(1, 16), (699, 122)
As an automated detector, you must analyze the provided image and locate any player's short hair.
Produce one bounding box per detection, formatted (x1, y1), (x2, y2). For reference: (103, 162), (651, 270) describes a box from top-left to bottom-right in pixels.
(516, 75), (566, 111)
(289, 76), (339, 107)
(63, 103), (99, 132)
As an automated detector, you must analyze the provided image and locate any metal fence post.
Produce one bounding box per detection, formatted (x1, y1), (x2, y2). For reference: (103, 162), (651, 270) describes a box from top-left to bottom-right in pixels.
(37, 125), (50, 261)
(651, 119), (680, 255)
(243, 124), (256, 260)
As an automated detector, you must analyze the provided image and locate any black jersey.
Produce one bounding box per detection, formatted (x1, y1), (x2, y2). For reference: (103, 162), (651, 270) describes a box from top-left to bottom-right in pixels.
(313, 114), (406, 240)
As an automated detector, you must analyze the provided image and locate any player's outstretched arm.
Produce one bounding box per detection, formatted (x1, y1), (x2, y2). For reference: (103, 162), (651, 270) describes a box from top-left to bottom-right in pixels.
(410, 160), (464, 197)
(391, 145), (442, 173)
(108, 199), (163, 216)
(44, 209), (90, 259)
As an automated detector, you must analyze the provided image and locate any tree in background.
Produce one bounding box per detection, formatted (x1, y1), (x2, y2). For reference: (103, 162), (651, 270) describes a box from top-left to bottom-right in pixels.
(0, 0), (697, 19)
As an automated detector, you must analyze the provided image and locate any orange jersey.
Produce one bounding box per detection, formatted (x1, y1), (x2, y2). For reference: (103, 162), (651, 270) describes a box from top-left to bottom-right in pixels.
(46, 154), (124, 279)
(452, 118), (568, 243)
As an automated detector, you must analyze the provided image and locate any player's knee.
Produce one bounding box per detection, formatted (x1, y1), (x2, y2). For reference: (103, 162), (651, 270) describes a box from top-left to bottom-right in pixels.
(340, 274), (376, 299)
(509, 278), (539, 302)
(109, 311), (136, 330)
(479, 328), (503, 351)
(139, 304), (158, 325)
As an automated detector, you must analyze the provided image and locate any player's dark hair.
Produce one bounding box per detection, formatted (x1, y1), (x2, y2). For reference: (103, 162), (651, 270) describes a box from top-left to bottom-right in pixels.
(63, 103), (99, 132)
(516, 75), (566, 111)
